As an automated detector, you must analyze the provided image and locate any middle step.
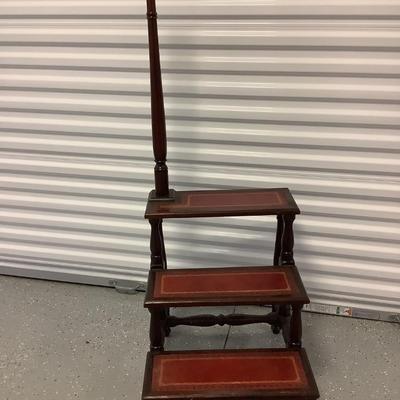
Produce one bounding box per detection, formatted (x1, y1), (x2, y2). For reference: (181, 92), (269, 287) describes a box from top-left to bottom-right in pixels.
(145, 265), (309, 308)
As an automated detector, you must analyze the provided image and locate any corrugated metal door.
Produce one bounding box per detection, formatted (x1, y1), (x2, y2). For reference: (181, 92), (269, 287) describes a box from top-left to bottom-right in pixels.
(0, 1), (399, 313)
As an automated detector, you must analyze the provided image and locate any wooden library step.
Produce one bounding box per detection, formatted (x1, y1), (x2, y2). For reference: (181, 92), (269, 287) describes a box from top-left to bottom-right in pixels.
(145, 188), (300, 219)
(145, 265), (309, 308)
(142, 348), (319, 399)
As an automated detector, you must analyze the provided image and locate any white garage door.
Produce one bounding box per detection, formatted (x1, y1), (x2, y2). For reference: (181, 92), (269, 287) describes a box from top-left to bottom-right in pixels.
(0, 1), (399, 316)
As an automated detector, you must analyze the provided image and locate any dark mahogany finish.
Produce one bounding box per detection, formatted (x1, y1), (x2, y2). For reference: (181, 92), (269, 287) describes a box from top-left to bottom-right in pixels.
(281, 214), (296, 265)
(145, 265), (309, 308)
(166, 311), (279, 328)
(146, 266), (307, 350)
(142, 348), (320, 400)
(146, 0), (174, 199)
(274, 214), (284, 265)
(143, 0), (318, 398)
(145, 188), (300, 219)
(290, 305), (303, 348)
(149, 309), (165, 352)
(149, 219), (165, 270)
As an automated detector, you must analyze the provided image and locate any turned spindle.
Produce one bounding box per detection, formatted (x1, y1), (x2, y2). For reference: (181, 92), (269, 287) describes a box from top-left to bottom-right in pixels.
(146, 0), (174, 200)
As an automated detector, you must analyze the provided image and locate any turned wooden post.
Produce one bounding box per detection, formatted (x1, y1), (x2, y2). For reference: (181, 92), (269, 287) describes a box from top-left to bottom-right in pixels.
(277, 214), (296, 334)
(271, 215), (284, 333)
(289, 305), (303, 348)
(146, 0), (174, 199)
(149, 219), (164, 269)
(150, 309), (165, 351)
(280, 214), (296, 265)
(273, 214), (284, 265)
(159, 221), (167, 268)
(149, 219), (170, 337)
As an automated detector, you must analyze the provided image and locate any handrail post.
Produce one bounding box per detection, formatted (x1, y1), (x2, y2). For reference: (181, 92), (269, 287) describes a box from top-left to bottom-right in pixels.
(146, 0), (175, 200)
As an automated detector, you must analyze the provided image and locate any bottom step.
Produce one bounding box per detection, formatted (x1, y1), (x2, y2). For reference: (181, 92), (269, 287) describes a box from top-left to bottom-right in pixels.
(142, 348), (319, 399)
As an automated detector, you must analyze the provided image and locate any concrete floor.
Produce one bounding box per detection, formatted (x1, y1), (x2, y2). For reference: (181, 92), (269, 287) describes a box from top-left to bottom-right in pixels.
(0, 276), (399, 400)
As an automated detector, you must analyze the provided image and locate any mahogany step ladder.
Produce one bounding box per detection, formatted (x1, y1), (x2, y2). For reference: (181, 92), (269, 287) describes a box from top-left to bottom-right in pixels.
(141, 1), (319, 399)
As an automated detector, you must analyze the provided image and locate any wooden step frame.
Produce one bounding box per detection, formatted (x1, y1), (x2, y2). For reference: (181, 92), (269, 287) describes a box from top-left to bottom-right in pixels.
(142, 348), (320, 400)
(145, 188), (300, 219)
(145, 265), (309, 307)
(143, 0), (318, 397)
(147, 214), (294, 277)
(149, 302), (304, 352)
(145, 0), (304, 352)
(146, 213), (300, 351)
(145, 265), (308, 352)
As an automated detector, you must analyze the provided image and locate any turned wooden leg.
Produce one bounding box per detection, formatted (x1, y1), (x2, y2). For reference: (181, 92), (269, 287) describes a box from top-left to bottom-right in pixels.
(159, 220), (167, 269)
(271, 215), (284, 334)
(158, 221), (171, 335)
(150, 309), (165, 351)
(280, 214), (295, 266)
(162, 307), (171, 337)
(275, 214), (296, 335)
(273, 214), (284, 265)
(289, 305), (303, 348)
(149, 219), (170, 336)
(150, 219), (163, 270)
(271, 308), (282, 335)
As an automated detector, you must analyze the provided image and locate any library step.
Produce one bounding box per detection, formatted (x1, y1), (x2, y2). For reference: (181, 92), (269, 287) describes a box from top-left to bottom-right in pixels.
(145, 265), (309, 308)
(142, 348), (319, 399)
(145, 188), (300, 219)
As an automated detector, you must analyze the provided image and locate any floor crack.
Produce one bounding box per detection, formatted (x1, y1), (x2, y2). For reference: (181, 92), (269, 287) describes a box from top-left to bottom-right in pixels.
(223, 306), (236, 349)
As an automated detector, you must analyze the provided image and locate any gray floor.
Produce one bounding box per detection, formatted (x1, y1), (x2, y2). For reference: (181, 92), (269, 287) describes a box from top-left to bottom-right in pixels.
(0, 276), (399, 400)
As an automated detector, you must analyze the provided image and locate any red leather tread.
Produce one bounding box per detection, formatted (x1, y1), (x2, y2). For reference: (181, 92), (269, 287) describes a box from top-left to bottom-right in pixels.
(158, 269), (290, 296)
(145, 188), (300, 219)
(145, 265), (309, 307)
(142, 348), (319, 399)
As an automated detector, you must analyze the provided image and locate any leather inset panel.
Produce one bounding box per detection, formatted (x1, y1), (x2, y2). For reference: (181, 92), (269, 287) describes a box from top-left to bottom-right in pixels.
(151, 350), (308, 393)
(157, 270), (290, 297)
(186, 191), (283, 208)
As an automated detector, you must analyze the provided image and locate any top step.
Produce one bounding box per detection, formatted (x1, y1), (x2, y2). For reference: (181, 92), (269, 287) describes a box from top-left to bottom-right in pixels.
(145, 188), (300, 219)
